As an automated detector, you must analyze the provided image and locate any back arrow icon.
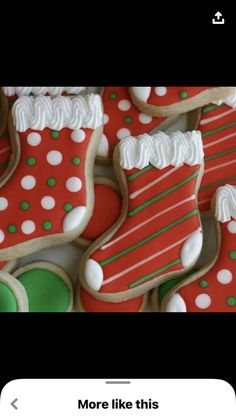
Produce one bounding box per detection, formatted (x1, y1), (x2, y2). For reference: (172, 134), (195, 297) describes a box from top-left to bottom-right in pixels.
(10, 398), (18, 410)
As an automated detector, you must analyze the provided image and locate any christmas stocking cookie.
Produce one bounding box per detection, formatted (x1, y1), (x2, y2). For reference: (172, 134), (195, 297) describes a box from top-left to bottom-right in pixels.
(0, 93), (103, 260)
(79, 130), (204, 302)
(163, 184), (236, 312)
(98, 87), (175, 163)
(130, 87), (236, 117)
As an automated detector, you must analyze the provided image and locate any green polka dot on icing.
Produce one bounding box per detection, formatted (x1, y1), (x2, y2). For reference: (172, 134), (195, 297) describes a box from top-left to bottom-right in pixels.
(199, 280), (208, 288)
(229, 251), (236, 260)
(179, 90), (188, 99)
(109, 92), (118, 100)
(124, 116), (133, 124)
(26, 157), (37, 166)
(8, 224), (16, 234)
(64, 203), (73, 212)
(42, 221), (53, 231)
(227, 296), (236, 306)
(51, 130), (60, 139)
(71, 156), (80, 165)
(16, 268), (70, 312)
(47, 178), (57, 187)
(0, 282), (18, 312)
(20, 201), (30, 211)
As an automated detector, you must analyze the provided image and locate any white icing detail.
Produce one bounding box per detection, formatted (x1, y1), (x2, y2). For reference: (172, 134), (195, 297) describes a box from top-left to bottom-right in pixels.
(120, 130), (204, 170)
(71, 129), (86, 143)
(138, 113), (153, 124)
(12, 94), (103, 132)
(21, 175), (36, 190)
(195, 293), (211, 309)
(155, 86), (167, 96)
(97, 134), (109, 157)
(41, 196), (56, 210)
(117, 128), (131, 140)
(21, 220), (36, 235)
(63, 206), (86, 232)
(165, 293), (187, 312)
(0, 197), (8, 211)
(215, 184), (236, 222)
(227, 220), (236, 233)
(118, 99), (131, 111)
(217, 269), (233, 284)
(46, 150), (63, 166)
(180, 231), (203, 267)
(0, 229), (5, 243)
(131, 87), (151, 103)
(103, 114), (109, 125)
(27, 132), (42, 146)
(66, 177), (82, 192)
(2, 86), (86, 97)
(85, 259), (104, 291)
(212, 93), (236, 109)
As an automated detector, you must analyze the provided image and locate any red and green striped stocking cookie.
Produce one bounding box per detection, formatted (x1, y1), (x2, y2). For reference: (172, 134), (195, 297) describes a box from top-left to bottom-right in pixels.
(130, 87), (236, 117)
(0, 94), (103, 260)
(78, 130), (204, 302)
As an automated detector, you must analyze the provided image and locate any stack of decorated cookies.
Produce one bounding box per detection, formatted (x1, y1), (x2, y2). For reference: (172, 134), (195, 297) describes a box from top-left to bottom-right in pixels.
(0, 86), (236, 312)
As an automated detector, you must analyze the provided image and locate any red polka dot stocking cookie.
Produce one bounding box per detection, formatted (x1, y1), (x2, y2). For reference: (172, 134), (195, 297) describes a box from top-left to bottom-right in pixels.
(130, 87), (236, 117)
(164, 184), (236, 312)
(79, 130), (204, 302)
(0, 94), (103, 260)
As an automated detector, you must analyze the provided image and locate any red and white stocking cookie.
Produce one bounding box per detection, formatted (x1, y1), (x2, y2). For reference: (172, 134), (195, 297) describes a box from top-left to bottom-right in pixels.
(164, 185), (236, 312)
(0, 94), (103, 260)
(97, 87), (174, 163)
(79, 130), (204, 302)
(130, 87), (236, 117)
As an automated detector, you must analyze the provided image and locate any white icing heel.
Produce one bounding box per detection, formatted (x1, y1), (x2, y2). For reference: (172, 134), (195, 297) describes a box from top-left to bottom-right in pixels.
(85, 259), (104, 291)
(180, 230), (203, 267)
(131, 87), (151, 103)
(165, 293), (187, 312)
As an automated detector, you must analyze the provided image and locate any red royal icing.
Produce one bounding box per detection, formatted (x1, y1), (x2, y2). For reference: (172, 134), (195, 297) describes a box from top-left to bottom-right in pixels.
(147, 87), (209, 106)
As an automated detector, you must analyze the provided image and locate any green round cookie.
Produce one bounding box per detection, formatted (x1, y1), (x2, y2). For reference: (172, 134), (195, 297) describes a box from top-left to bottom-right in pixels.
(0, 282), (18, 312)
(16, 268), (71, 312)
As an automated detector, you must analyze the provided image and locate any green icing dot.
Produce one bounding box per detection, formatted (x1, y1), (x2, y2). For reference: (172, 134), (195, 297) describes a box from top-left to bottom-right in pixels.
(42, 221), (53, 231)
(227, 296), (236, 306)
(64, 203), (73, 212)
(0, 282), (18, 312)
(124, 116), (133, 124)
(179, 90), (188, 99)
(51, 130), (60, 139)
(20, 201), (30, 211)
(8, 224), (16, 234)
(26, 157), (37, 166)
(47, 178), (57, 187)
(199, 280), (208, 288)
(109, 92), (118, 100)
(71, 156), (80, 165)
(229, 251), (236, 260)
(16, 268), (70, 312)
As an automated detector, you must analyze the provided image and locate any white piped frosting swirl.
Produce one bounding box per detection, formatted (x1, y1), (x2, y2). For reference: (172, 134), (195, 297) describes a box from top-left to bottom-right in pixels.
(119, 130), (204, 170)
(215, 184), (236, 222)
(12, 94), (103, 132)
(212, 93), (236, 109)
(2, 87), (86, 97)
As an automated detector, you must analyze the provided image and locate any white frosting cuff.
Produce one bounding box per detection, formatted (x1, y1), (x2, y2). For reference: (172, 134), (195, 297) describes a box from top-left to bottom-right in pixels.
(119, 131), (204, 170)
(12, 94), (103, 132)
(215, 184), (236, 222)
(2, 87), (86, 96)
(212, 93), (236, 109)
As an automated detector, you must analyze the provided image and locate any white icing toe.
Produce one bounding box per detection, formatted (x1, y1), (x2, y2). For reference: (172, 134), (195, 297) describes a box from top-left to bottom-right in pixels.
(97, 134), (109, 157)
(165, 293), (187, 312)
(85, 259), (104, 291)
(180, 231), (203, 268)
(131, 87), (151, 103)
(63, 206), (86, 232)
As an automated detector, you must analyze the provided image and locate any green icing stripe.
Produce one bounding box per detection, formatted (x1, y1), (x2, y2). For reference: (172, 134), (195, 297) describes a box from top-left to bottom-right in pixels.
(199, 175), (236, 192)
(127, 165), (154, 182)
(202, 120), (236, 138)
(0, 282), (18, 312)
(128, 171), (199, 217)
(100, 209), (198, 267)
(202, 104), (224, 114)
(17, 268), (70, 312)
(158, 267), (199, 305)
(130, 259), (181, 289)
(205, 146), (236, 161)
